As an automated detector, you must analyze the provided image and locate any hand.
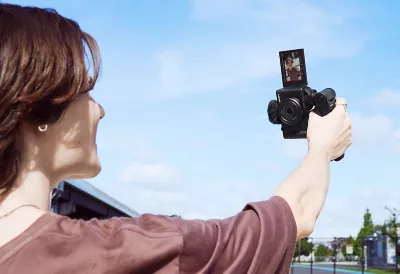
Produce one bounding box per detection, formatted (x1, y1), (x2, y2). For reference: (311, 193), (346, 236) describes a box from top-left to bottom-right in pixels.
(306, 98), (352, 161)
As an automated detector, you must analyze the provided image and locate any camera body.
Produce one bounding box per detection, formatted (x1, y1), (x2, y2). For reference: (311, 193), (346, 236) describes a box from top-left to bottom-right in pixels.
(268, 86), (337, 139)
(268, 48), (344, 161)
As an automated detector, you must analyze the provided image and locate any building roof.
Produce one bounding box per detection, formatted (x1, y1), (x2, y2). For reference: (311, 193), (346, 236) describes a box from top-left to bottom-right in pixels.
(55, 180), (140, 217)
(364, 233), (390, 240)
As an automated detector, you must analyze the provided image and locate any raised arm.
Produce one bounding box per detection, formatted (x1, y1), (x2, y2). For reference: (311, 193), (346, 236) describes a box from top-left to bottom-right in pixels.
(274, 98), (352, 239)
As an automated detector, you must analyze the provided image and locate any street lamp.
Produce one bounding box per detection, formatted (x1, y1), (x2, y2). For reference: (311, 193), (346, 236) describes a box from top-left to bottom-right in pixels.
(308, 237), (314, 274)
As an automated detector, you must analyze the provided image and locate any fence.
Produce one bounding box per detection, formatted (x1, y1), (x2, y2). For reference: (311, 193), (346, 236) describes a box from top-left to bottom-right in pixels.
(290, 236), (399, 274)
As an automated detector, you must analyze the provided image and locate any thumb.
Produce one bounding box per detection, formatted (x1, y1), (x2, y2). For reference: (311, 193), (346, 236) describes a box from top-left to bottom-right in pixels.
(309, 110), (318, 118)
(308, 110), (322, 121)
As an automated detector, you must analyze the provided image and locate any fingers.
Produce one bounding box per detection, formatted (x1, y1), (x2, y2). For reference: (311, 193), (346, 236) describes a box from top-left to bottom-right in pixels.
(333, 129), (352, 160)
(328, 98), (347, 118)
(336, 98), (347, 105)
(335, 98), (347, 113)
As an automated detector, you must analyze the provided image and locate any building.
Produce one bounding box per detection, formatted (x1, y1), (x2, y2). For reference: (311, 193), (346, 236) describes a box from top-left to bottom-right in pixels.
(364, 234), (397, 267)
(50, 180), (140, 220)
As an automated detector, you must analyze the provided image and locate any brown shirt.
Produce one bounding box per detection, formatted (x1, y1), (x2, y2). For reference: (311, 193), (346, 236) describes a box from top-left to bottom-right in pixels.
(0, 196), (296, 274)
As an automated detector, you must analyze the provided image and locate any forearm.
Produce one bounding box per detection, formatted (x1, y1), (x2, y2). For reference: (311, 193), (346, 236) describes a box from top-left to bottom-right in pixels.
(274, 149), (330, 239)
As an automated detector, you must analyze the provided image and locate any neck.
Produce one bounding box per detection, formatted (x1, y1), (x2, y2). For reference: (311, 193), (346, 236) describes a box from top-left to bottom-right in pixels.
(0, 169), (52, 215)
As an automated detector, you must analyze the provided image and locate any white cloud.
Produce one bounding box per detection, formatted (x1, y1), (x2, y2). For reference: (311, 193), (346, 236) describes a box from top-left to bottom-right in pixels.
(189, 0), (366, 57)
(313, 186), (398, 238)
(118, 163), (177, 186)
(114, 188), (192, 216)
(367, 88), (400, 106)
(139, 189), (190, 205)
(151, 43), (279, 99)
(350, 111), (394, 148)
(144, 0), (368, 99)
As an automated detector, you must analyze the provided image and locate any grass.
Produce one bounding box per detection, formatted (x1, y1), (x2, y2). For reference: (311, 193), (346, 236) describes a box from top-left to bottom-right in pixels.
(344, 267), (396, 274)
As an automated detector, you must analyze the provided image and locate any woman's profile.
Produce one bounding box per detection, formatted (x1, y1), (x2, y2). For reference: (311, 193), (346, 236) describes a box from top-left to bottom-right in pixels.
(0, 3), (352, 274)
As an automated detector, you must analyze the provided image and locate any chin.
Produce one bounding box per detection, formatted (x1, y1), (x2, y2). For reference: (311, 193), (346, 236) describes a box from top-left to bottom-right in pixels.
(82, 156), (102, 178)
(67, 162), (101, 180)
(57, 147), (102, 180)
(87, 162), (102, 178)
(65, 153), (102, 180)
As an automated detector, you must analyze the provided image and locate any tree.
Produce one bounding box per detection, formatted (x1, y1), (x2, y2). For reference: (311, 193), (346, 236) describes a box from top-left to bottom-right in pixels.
(168, 214), (180, 218)
(381, 222), (389, 236)
(382, 207), (400, 244)
(293, 237), (313, 257)
(374, 224), (384, 233)
(355, 208), (374, 256)
(314, 244), (332, 257)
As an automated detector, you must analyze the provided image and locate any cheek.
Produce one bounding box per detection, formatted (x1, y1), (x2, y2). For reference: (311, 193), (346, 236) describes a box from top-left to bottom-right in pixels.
(59, 121), (94, 146)
(53, 139), (100, 174)
(53, 126), (97, 165)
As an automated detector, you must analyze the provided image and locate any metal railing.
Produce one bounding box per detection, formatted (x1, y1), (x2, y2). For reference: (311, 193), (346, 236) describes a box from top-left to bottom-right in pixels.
(290, 236), (399, 274)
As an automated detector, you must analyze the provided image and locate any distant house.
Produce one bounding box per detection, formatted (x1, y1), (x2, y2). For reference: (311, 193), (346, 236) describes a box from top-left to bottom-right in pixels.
(50, 180), (140, 220)
(364, 234), (397, 267)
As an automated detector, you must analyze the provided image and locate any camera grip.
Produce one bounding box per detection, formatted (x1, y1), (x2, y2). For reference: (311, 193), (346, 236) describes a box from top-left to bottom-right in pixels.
(313, 88), (346, 162)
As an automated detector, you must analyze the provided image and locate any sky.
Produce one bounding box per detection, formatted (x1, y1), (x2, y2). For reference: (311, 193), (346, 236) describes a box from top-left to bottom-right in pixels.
(7, 0), (400, 239)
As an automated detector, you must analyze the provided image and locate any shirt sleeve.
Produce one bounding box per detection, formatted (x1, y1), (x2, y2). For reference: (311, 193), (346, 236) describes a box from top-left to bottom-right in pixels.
(172, 196), (297, 273)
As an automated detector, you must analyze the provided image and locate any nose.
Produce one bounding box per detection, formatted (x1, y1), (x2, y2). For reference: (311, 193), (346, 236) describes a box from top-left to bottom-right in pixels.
(99, 103), (105, 119)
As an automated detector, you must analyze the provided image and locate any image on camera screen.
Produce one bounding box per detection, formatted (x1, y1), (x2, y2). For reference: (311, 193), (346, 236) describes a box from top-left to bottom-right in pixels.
(279, 49), (308, 87)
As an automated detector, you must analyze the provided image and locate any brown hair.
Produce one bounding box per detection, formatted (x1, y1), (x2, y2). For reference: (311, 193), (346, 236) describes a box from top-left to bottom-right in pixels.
(0, 4), (101, 194)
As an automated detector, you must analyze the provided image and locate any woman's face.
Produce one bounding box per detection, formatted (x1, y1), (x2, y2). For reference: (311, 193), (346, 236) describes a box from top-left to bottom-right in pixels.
(39, 92), (105, 182)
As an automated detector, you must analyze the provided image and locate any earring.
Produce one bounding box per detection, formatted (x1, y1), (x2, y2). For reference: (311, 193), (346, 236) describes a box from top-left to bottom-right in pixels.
(38, 124), (48, 132)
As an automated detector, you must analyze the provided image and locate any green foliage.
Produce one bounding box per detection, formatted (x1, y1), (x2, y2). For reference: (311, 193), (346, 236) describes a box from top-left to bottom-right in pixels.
(314, 244), (332, 257)
(374, 224), (384, 234)
(168, 214), (180, 218)
(355, 208), (374, 256)
(293, 237), (313, 257)
(383, 218), (399, 243)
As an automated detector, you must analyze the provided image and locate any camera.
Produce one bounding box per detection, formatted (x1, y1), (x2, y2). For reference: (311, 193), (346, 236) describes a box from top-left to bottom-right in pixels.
(267, 48), (344, 161)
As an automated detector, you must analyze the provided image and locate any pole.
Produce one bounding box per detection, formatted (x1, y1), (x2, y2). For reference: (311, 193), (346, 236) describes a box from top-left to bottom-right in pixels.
(310, 238), (313, 274)
(291, 258), (294, 274)
(393, 217), (399, 274)
(361, 237), (365, 274)
(396, 234), (399, 274)
(333, 237), (337, 274)
(298, 240), (301, 264)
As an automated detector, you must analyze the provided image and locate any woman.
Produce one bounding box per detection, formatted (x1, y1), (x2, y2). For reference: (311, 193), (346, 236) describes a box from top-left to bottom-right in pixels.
(0, 4), (352, 274)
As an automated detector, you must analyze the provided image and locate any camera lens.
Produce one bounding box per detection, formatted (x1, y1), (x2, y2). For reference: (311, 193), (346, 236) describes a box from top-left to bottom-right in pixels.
(286, 108), (294, 115)
(278, 98), (303, 125)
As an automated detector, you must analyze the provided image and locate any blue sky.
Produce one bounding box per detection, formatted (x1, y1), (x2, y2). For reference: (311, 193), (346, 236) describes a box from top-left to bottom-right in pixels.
(8, 0), (400, 238)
